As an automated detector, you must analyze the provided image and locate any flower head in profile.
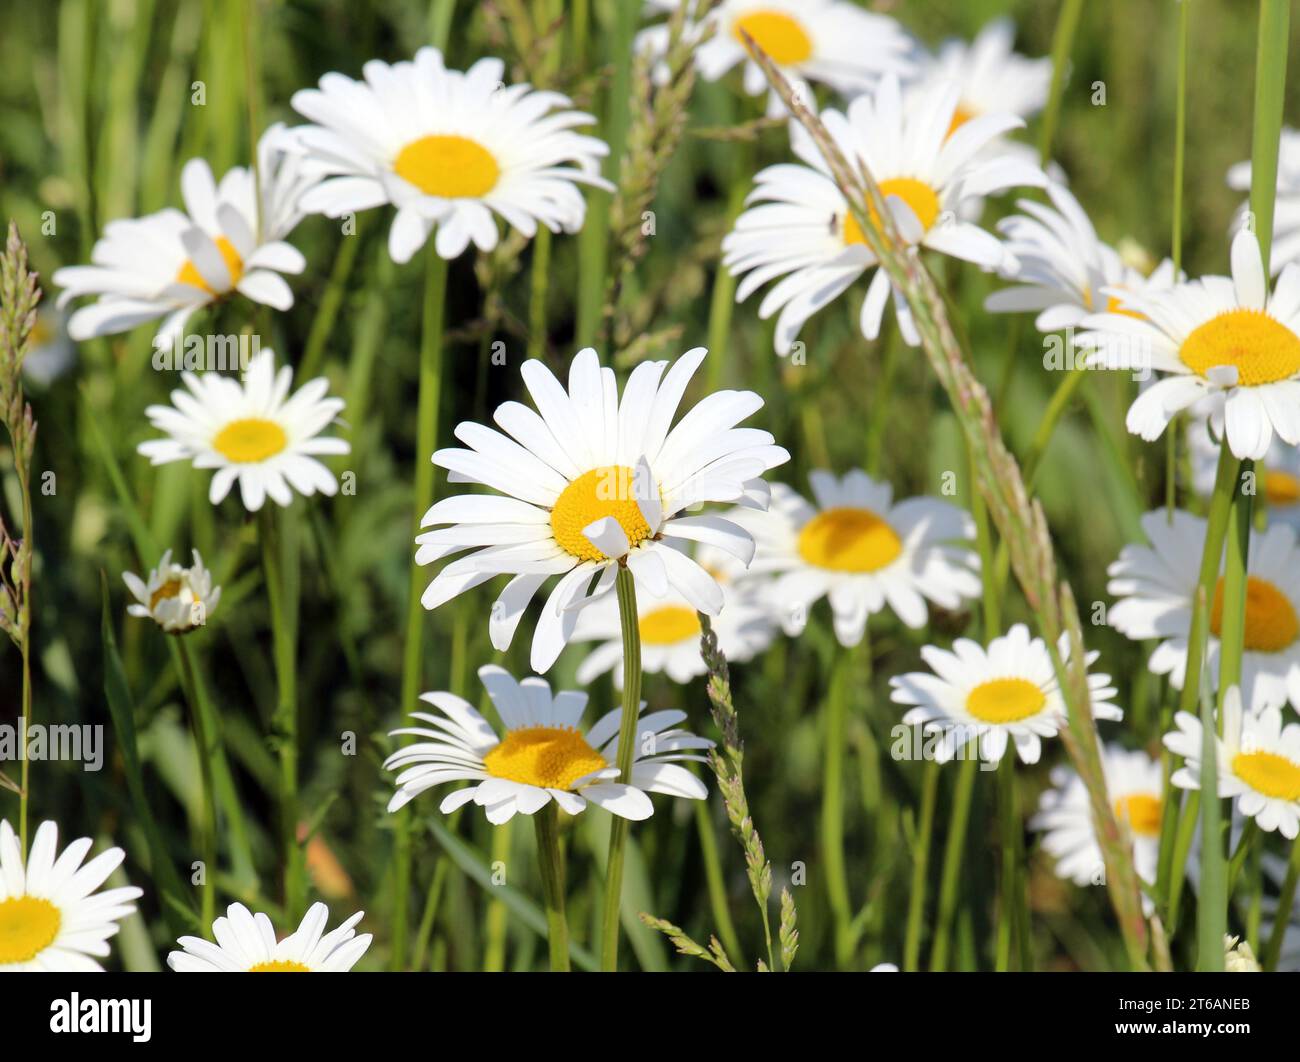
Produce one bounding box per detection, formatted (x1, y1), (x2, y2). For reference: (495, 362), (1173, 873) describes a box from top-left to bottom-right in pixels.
(1078, 226), (1300, 460)
(385, 665), (713, 823)
(52, 125), (312, 344)
(417, 346), (787, 673)
(637, 0), (913, 114)
(285, 47), (612, 263)
(1164, 686), (1300, 839)
(1108, 509), (1300, 713)
(167, 902), (372, 972)
(139, 347), (349, 512)
(1031, 744), (1163, 906)
(0, 819), (143, 971)
(891, 624), (1122, 766)
(573, 541), (775, 687)
(987, 181), (1179, 333)
(733, 469), (980, 647)
(908, 18), (1052, 138)
(123, 548), (220, 634)
(723, 74), (1045, 354)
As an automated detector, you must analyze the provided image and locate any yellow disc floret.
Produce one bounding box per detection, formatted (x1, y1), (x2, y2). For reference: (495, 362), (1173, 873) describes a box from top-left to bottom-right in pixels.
(964, 677), (1047, 725)
(483, 726), (608, 791)
(394, 134), (501, 198)
(797, 506), (902, 573)
(0, 895), (61, 965)
(1210, 575), (1300, 654)
(1179, 309), (1300, 386)
(550, 466), (654, 562)
(732, 10), (814, 65)
(213, 417), (288, 464)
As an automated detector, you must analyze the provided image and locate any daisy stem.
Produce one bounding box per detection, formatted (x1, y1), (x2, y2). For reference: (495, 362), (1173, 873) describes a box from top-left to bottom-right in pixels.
(821, 639), (858, 967)
(928, 757), (977, 971)
(484, 819), (512, 971)
(600, 565), (643, 970)
(1249, 0), (1291, 271)
(1263, 834), (1300, 970)
(259, 505), (303, 922)
(1227, 819), (1259, 897)
(1217, 458), (1254, 698)
(693, 796), (745, 965)
(175, 638), (218, 934)
(705, 129), (754, 394)
(1170, 0), (1189, 273)
(534, 803), (571, 972)
(995, 757), (1024, 972)
(1196, 660), (1227, 971)
(903, 760), (939, 971)
(393, 247), (450, 970)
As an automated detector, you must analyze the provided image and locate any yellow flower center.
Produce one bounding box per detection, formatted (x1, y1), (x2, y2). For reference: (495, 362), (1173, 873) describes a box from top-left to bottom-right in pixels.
(797, 506), (902, 573)
(176, 235), (244, 295)
(150, 577), (183, 611)
(1113, 793), (1162, 838)
(964, 677), (1047, 724)
(843, 178), (942, 246)
(732, 10), (813, 65)
(0, 895), (62, 964)
(1231, 750), (1300, 801)
(1265, 469), (1300, 507)
(483, 726), (607, 791)
(550, 466), (654, 562)
(1210, 575), (1300, 654)
(249, 959), (312, 972)
(639, 605), (701, 645)
(1179, 308), (1300, 386)
(212, 417), (288, 464)
(393, 134), (501, 198)
(946, 103), (977, 139)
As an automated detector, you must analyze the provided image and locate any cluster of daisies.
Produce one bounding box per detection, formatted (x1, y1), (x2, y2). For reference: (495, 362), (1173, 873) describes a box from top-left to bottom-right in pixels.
(20, 0), (1300, 973)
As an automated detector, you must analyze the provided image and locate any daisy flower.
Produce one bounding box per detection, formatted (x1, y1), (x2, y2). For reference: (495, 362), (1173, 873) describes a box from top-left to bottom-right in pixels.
(1228, 127), (1300, 274)
(908, 18), (1051, 139)
(732, 469), (980, 647)
(1030, 744), (1163, 898)
(1108, 508), (1300, 713)
(52, 125), (312, 345)
(167, 901), (372, 972)
(416, 346), (787, 674)
(0, 819), (143, 972)
(722, 74), (1045, 354)
(1164, 686), (1300, 839)
(986, 181), (1179, 333)
(1077, 226), (1300, 460)
(123, 548), (221, 634)
(384, 665), (713, 823)
(285, 47), (612, 264)
(890, 623), (1122, 766)
(637, 0), (913, 114)
(573, 541), (775, 687)
(138, 347), (349, 512)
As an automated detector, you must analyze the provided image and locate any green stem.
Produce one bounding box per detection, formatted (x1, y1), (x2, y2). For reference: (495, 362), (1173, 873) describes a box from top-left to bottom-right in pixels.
(483, 819), (512, 971)
(995, 758), (1023, 972)
(694, 797), (745, 966)
(175, 639), (218, 934)
(259, 505), (302, 920)
(1218, 459), (1254, 696)
(820, 642), (855, 966)
(576, 0), (635, 347)
(1036, 0), (1085, 161)
(534, 803), (571, 972)
(929, 757), (977, 971)
(1249, 0), (1291, 270)
(903, 761), (939, 970)
(1228, 820), (1258, 897)
(1263, 835), (1300, 970)
(300, 221), (366, 382)
(393, 247), (450, 970)
(599, 566), (642, 970)
(1171, 0), (1189, 273)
